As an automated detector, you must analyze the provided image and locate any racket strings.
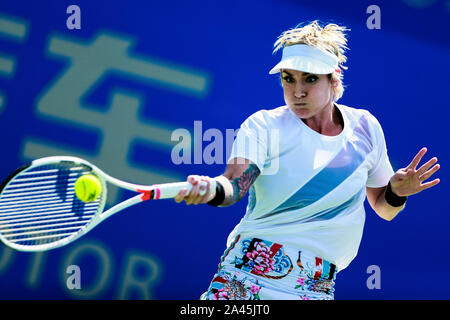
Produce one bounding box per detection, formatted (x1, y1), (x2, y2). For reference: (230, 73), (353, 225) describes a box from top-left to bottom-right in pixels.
(0, 163), (103, 246)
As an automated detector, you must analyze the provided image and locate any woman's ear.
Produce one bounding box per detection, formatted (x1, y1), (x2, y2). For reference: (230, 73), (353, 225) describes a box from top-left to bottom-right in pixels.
(329, 74), (340, 101)
(331, 76), (340, 88)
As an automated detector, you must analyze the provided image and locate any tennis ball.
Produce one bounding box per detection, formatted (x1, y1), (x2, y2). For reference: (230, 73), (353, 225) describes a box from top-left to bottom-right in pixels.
(74, 174), (102, 202)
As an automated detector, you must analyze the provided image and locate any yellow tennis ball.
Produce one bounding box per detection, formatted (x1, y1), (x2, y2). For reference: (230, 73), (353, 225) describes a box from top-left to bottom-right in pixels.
(74, 174), (102, 202)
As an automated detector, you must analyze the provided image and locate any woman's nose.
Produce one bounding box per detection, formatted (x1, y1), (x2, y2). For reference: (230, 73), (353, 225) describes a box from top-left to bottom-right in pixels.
(294, 86), (307, 98)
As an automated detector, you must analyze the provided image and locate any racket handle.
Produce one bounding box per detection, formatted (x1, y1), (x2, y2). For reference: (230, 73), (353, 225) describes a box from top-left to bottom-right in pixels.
(154, 179), (216, 199)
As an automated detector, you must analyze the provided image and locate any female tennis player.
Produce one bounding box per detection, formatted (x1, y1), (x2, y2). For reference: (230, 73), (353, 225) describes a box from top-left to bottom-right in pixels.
(174, 21), (440, 300)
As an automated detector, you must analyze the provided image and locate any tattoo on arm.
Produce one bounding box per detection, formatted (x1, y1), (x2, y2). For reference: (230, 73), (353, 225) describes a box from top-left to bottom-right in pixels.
(223, 164), (260, 206)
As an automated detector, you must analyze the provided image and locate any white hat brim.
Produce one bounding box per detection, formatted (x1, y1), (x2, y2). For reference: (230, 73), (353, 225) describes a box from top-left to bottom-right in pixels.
(269, 56), (336, 75)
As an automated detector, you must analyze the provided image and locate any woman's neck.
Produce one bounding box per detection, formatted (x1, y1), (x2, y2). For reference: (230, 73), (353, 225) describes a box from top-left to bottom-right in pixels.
(302, 103), (343, 136)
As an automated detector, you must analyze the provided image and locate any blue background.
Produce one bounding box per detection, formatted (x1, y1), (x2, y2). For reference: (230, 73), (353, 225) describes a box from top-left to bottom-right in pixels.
(0, 0), (448, 299)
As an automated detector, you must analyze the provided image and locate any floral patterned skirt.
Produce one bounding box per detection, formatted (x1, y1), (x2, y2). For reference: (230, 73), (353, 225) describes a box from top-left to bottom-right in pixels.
(201, 235), (338, 300)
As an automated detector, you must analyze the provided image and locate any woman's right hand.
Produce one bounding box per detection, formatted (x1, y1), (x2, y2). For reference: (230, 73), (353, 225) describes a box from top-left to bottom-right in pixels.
(174, 175), (216, 205)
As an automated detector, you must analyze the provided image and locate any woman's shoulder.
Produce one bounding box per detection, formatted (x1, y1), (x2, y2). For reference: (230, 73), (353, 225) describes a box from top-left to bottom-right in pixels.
(244, 105), (291, 124)
(337, 103), (381, 126)
(338, 103), (387, 146)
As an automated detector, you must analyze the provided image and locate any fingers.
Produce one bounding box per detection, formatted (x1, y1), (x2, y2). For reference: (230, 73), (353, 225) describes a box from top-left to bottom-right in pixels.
(408, 149), (440, 185)
(408, 148), (441, 194)
(407, 147), (427, 170)
(418, 159), (440, 181)
(198, 181), (208, 196)
(392, 148), (441, 197)
(420, 178), (440, 190)
(174, 188), (189, 203)
(175, 175), (211, 205)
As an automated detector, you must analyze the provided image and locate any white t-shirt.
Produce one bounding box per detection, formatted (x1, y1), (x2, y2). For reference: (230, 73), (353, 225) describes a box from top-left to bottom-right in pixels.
(226, 104), (394, 271)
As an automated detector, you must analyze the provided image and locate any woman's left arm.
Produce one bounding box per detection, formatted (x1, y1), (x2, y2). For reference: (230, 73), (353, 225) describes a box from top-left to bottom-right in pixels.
(366, 147), (440, 221)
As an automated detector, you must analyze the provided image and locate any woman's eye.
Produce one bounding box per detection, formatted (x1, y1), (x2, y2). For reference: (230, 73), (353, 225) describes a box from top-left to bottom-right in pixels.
(306, 75), (318, 83)
(282, 76), (295, 83)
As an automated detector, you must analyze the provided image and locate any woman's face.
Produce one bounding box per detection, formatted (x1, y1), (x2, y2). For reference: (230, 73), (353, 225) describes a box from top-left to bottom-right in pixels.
(281, 69), (337, 120)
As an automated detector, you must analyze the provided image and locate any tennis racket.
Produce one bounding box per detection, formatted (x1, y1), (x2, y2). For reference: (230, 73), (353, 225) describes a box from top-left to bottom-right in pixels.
(0, 156), (214, 252)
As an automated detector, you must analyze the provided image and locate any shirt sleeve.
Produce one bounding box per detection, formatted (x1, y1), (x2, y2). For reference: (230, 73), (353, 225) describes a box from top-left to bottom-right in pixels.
(226, 111), (268, 172)
(366, 112), (395, 188)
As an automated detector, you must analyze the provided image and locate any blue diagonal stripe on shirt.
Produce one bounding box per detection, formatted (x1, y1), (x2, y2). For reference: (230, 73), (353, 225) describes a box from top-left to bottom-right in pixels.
(306, 187), (365, 222)
(266, 114), (372, 217)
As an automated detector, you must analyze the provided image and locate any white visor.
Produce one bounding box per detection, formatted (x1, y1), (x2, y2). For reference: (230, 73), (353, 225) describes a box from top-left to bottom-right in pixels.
(269, 44), (339, 75)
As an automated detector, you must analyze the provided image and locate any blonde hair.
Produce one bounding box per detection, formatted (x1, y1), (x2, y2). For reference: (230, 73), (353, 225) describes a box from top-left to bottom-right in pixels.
(273, 21), (350, 101)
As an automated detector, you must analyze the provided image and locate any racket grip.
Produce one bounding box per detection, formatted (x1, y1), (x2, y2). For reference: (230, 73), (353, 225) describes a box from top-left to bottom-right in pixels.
(154, 179), (216, 199)
(152, 182), (191, 199)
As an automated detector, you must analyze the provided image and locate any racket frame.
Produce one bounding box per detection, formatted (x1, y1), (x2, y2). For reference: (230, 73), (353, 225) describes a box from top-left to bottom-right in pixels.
(0, 156), (203, 252)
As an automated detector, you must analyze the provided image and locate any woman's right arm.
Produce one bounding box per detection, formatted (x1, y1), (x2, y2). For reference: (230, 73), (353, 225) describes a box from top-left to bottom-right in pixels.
(220, 157), (261, 206)
(174, 157), (260, 206)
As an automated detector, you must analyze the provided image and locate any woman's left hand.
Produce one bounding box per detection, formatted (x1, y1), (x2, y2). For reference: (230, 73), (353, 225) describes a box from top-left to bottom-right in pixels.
(389, 147), (440, 197)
